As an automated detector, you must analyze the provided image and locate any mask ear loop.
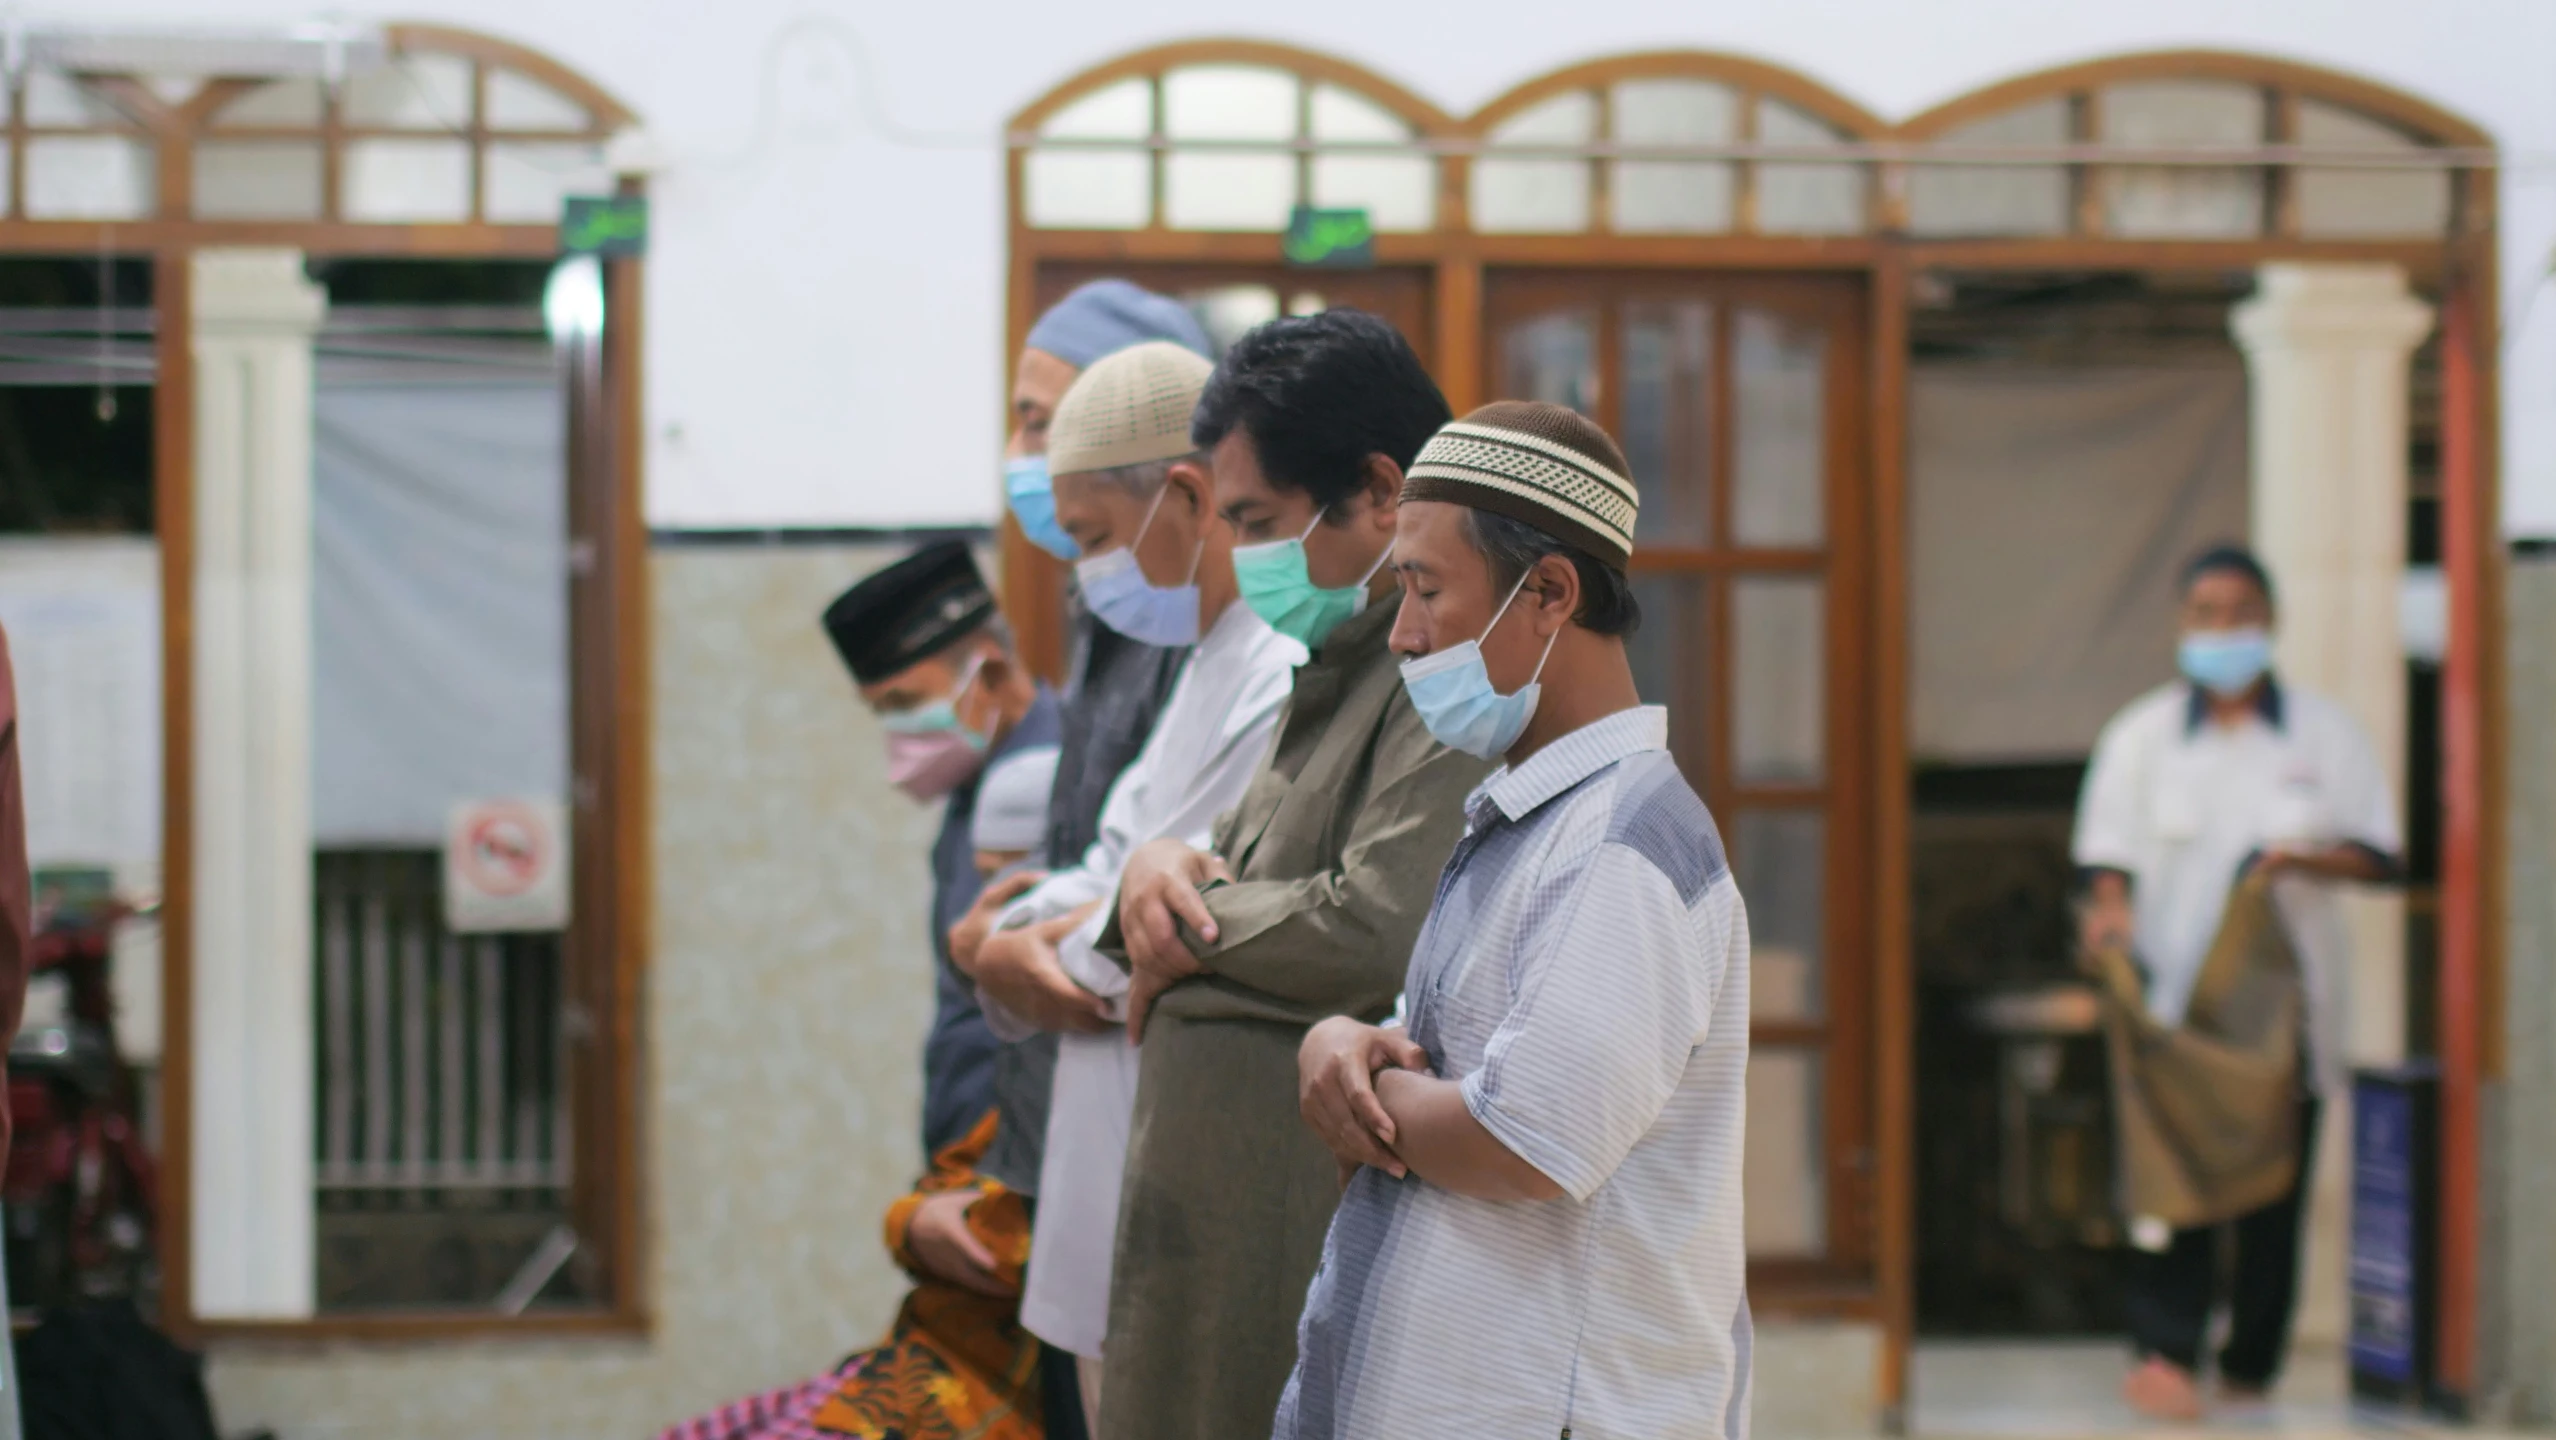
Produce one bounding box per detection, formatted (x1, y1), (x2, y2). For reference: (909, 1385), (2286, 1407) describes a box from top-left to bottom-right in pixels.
(1485, 565), (1562, 694)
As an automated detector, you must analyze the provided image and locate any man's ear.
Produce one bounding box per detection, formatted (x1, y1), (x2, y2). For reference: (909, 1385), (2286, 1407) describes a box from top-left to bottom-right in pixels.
(1531, 552), (1581, 632)
(1166, 460), (1213, 519)
(1359, 453), (1403, 529)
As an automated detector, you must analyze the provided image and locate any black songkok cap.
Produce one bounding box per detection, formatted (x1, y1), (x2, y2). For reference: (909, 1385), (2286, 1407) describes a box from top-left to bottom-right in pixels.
(823, 540), (997, 684)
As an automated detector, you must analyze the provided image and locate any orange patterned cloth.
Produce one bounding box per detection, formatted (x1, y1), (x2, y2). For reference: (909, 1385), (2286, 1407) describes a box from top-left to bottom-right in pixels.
(657, 1110), (1044, 1440)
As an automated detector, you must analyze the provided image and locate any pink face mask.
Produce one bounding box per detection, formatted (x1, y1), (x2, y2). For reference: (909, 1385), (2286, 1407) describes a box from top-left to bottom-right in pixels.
(886, 727), (987, 802)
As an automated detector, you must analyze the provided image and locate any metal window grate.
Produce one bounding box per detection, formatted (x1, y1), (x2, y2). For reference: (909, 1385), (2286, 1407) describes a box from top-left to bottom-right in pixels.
(314, 850), (568, 1194)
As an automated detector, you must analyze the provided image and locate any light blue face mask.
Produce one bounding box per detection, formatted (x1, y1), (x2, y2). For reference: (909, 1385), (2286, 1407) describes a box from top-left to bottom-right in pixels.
(2179, 626), (2274, 699)
(1005, 455), (1079, 561)
(1233, 510), (1391, 650)
(1398, 569), (1559, 761)
(1074, 480), (1202, 647)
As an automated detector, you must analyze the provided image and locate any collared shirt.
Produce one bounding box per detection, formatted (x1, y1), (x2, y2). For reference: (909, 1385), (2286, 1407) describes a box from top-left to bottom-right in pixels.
(920, 686), (1061, 1161)
(983, 604), (1184, 1195)
(1277, 705), (1754, 1440)
(2073, 678), (2399, 1095)
(992, 599), (1304, 1358)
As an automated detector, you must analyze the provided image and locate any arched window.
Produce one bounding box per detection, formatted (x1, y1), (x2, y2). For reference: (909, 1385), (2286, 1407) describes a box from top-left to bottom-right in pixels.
(1464, 54), (1885, 237)
(1898, 51), (2488, 241)
(1009, 41), (1452, 235)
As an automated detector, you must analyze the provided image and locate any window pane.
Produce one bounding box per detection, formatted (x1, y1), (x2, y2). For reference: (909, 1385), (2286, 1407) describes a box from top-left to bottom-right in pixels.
(1183, 285), (1282, 355)
(1626, 574), (1708, 787)
(194, 140), (325, 220)
(1610, 79), (1735, 234)
(2101, 81), (2264, 238)
(343, 138), (473, 222)
(1311, 154), (1434, 232)
(343, 54), (474, 131)
(27, 138), (156, 221)
(1475, 92), (1594, 233)
(1619, 300), (1713, 546)
(1732, 576), (1824, 784)
(1499, 309), (1598, 415)
(24, 70), (124, 126)
(485, 70), (589, 132)
(1756, 99), (1863, 235)
(217, 78), (326, 128)
(1733, 809), (1823, 1020)
(1040, 78), (1152, 139)
(1309, 85), (1409, 142)
(1163, 65), (1297, 140)
(1163, 152), (1296, 230)
(1746, 1046), (1827, 1256)
(1025, 151), (1150, 229)
(1906, 99), (2071, 237)
(1731, 308), (1826, 547)
(485, 143), (611, 224)
(2295, 101), (2451, 238)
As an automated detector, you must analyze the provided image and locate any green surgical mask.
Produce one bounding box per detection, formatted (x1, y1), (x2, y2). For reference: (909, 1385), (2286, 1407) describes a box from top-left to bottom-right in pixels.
(1233, 511), (1391, 649)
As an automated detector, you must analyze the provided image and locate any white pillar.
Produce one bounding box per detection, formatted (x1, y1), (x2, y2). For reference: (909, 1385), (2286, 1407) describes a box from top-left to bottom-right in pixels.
(2229, 261), (2432, 1347)
(189, 248), (324, 1318)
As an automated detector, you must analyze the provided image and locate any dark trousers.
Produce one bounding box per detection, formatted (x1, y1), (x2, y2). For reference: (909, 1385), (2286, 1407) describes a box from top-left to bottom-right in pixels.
(1039, 1342), (1089, 1440)
(2126, 1096), (2321, 1386)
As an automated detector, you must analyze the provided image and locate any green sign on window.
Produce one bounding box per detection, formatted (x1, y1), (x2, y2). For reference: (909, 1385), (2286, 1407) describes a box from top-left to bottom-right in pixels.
(1284, 206), (1374, 269)
(561, 195), (649, 257)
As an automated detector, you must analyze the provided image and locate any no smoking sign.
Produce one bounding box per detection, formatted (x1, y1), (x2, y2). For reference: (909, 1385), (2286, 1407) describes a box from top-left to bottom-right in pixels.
(445, 797), (571, 933)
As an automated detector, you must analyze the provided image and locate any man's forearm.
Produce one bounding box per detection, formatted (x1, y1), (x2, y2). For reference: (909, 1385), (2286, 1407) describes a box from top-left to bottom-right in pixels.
(1373, 1068), (1563, 1203)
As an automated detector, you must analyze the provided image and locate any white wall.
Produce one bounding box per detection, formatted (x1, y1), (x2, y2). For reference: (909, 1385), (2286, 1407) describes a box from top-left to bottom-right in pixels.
(64, 0), (2556, 537)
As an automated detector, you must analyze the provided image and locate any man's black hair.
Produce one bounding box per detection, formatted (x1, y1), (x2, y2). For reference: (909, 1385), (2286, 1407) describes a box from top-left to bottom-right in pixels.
(2181, 543), (2276, 607)
(1190, 309), (1452, 512)
(1466, 509), (1643, 639)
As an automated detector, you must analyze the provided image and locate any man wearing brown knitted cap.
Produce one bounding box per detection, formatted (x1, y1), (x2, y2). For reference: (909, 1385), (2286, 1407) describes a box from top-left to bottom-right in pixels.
(1095, 311), (1488, 1440)
(1280, 401), (1753, 1437)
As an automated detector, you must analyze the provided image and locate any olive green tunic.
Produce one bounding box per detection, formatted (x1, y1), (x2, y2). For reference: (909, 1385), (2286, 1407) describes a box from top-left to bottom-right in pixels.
(1094, 602), (1488, 1440)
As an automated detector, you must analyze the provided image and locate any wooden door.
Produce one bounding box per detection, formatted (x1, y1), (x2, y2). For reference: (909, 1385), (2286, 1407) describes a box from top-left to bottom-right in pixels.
(1487, 271), (1876, 1295)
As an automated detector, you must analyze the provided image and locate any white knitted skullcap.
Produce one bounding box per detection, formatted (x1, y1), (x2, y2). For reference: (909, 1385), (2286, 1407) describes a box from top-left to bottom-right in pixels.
(969, 745), (1059, 854)
(1046, 340), (1214, 478)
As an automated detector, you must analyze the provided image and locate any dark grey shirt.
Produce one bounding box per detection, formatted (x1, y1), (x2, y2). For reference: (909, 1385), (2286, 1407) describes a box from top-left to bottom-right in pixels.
(978, 600), (1186, 1194)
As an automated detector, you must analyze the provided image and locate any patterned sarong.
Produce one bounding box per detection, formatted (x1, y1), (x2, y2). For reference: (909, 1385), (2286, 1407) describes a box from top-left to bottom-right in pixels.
(657, 1110), (1043, 1440)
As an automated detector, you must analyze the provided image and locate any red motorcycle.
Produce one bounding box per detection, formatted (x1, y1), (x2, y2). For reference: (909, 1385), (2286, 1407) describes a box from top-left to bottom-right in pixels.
(6, 895), (158, 1312)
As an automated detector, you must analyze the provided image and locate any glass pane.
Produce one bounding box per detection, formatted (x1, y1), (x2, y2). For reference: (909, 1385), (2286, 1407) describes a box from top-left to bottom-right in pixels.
(1475, 92), (1595, 233)
(1746, 1047), (1827, 1256)
(485, 143), (611, 224)
(2296, 101), (2452, 238)
(1184, 285), (1282, 355)
(1731, 309), (1826, 547)
(24, 70), (124, 126)
(1907, 99), (2071, 237)
(486, 70), (589, 132)
(1312, 154), (1435, 232)
(1733, 809), (1823, 1020)
(1755, 100), (1863, 235)
(217, 78), (326, 128)
(26, 138), (155, 221)
(1164, 152), (1296, 230)
(1163, 65), (1297, 140)
(1610, 79), (1734, 234)
(2101, 81), (2264, 239)
(343, 54), (474, 130)
(1619, 300), (1713, 545)
(1025, 151), (1149, 229)
(1309, 85), (1409, 142)
(1626, 574), (1708, 786)
(1732, 576), (1824, 784)
(193, 140), (324, 220)
(1041, 77), (1151, 139)
(1500, 309), (1598, 415)
(343, 138), (473, 222)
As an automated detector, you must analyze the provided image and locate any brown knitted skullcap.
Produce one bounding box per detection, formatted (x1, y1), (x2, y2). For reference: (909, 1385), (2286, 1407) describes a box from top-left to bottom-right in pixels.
(1400, 400), (1639, 566)
(1046, 341), (1215, 478)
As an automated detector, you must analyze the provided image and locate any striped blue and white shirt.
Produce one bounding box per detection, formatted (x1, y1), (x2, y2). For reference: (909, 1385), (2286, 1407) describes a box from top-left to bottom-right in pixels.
(1275, 705), (1753, 1440)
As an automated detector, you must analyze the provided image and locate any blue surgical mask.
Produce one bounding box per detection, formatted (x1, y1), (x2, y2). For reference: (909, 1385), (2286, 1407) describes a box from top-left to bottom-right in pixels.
(1074, 481), (1202, 647)
(1233, 511), (1390, 650)
(2178, 626), (2274, 699)
(1398, 570), (1559, 761)
(1005, 455), (1079, 561)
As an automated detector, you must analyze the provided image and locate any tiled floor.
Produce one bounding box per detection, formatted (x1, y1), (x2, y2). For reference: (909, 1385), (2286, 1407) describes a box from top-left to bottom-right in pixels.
(1908, 1340), (2496, 1439)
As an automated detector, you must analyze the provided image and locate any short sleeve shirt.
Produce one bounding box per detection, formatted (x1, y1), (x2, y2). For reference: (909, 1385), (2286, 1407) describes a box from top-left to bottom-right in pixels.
(1276, 706), (1754, 1440)
(2071, 679), (2399, 1093)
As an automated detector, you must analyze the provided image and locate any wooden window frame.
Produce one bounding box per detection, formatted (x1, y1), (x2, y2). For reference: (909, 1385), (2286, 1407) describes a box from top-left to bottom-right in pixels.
(1005, 39), (2506, 1421)
(0, 26), (650, 1343)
